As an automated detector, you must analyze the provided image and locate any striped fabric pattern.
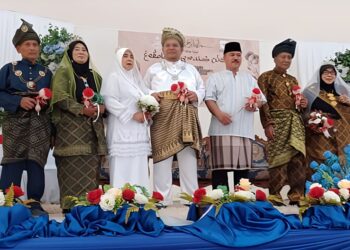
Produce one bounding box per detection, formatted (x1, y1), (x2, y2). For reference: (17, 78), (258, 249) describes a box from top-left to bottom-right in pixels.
(150, 91), (202, 163)
(210, 136), (252, 170)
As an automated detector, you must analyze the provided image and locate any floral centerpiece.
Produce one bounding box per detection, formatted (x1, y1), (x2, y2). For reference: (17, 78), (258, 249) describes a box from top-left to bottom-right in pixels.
(307, 110), (334, 138)
(329, 50), (350, 83)
(180, 178), (267, 215)
(37, 24), (80, 73)
(63, 184), (164, 223)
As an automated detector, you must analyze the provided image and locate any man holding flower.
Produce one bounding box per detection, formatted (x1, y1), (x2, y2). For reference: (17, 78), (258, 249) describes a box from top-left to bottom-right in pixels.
(205, 42), (266, 189)
(144, 27), (205, 204)
(258, 39), (308, 206)
(0, 19), (52, 216)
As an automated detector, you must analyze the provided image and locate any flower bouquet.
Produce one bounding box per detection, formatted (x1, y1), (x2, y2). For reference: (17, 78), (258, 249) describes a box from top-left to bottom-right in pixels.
(137, 95), (160, 125)
(180, 178), (267, 215)
(35, 88), (52, 115)
(82, 87), (104, 122)
(246, 87), (263, 110)
(307, 110), (334, 138)
(63, 184), (164, 223)
(292, 85), (302, 111)
(171, 81), (188, 106)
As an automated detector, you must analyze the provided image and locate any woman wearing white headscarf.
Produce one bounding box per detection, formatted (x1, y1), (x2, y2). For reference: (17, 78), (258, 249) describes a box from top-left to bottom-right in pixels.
(303, 63), (350, 165)
(101, 48), (151, 188)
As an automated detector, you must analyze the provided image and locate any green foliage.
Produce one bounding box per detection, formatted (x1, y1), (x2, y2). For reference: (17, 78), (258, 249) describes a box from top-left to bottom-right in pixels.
(329, 49), (350, 82)
(37, 24), (80, 72)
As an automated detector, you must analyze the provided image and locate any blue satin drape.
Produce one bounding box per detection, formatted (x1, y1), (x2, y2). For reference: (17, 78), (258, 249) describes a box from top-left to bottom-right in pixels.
(3, 202), (350, 248)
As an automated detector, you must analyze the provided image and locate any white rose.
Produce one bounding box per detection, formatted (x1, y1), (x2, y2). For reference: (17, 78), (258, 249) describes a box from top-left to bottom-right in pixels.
(0, 191), (5, 206)
(323, 191), (341, 203)
(134, 193), (149, 204)
(48, 62), (58, 72)
(338, 179), (350, 189)
(106, 188), (122, 198)
(339, 188), (350, 200)
(234, 190), (256, 201)
(99, 194), (115, 211)
(310, 183), (323, 189)
(140, 95), (159, 106)
(207, 189), (224, 200)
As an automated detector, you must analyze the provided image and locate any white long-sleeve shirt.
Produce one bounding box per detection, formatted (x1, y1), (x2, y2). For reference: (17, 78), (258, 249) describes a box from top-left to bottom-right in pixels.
(144, 59), (205, 105)
(205, 70), (266, 140)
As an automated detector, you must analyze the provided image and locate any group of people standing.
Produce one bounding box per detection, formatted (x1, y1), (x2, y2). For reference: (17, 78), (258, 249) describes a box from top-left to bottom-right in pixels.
(0, 19), (350, 215)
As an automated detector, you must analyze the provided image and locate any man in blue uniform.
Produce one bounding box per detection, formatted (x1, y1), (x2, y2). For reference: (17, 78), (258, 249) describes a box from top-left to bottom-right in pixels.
(0, 19), (52, 216)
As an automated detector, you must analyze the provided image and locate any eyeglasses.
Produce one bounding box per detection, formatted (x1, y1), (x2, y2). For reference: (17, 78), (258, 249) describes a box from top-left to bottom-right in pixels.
(322, 71), (336, 76)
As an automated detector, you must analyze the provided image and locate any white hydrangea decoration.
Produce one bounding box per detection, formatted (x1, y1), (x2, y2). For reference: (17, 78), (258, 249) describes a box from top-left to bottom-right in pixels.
(234, 190), (256, 201)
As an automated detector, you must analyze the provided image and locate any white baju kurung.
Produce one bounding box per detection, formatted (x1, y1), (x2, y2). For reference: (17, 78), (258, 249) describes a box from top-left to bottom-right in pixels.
(144, 59), (205, 204)
(101, 48), (151, 189)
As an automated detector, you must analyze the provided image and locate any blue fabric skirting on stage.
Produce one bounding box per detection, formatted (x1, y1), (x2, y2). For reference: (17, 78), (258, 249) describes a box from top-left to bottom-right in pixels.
(2, 202), (350, 249)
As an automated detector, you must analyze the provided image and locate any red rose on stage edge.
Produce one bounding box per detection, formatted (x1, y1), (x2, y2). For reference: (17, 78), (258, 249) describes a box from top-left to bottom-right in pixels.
(255, 189), (267, 201)
(193, 188), (206, 203)
(6, 185), (24, 198)
(152, 191), (164, 201)
(122, 189), (135, 201)
(308, 187), (324, 199)
(86, 188), (103, 204)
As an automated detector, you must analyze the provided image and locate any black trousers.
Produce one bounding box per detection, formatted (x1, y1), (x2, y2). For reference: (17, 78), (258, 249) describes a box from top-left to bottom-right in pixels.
(0, 160), (45, 201)
(212, 169), (249, 189)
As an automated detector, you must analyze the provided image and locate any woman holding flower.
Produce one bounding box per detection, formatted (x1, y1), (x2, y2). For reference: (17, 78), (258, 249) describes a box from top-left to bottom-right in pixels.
(50, 40), (107, 209)
(101, 48), (151, 189)
(303, 63), (350, 167)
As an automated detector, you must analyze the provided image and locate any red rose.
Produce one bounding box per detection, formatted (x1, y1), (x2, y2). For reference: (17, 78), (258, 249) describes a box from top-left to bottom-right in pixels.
(292, 85), (301, 91)
(308, 187), (324, 199)
(194, 188), (206, 198)
(6, 185), (24, 198)
(178, 82), (185, 89)
(327, 118), (334, 126)
(122, 189), (135, 201)
(83, 87), (95, 98)
(193, 196), (202, 204)
(329, 188), (340, 195)
(255, 189), (267, 201)
(171, 83), (178, 92)
(252, 88), (261, 95)
(86, 188), (103, 204)
(0, 134), (3, 144)
(39, 88), (52, 99)
(152, 191), (164, 201)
